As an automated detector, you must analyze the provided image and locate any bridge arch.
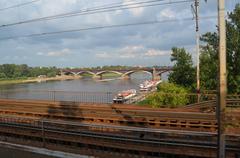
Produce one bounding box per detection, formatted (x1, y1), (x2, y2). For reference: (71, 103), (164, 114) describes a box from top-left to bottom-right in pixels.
(122, 70), (153, 77)
(156, 70), (171, 75)
(76, 71), (96, 76)
(62, 71), (76, 76)
(96, 71), (123, 76)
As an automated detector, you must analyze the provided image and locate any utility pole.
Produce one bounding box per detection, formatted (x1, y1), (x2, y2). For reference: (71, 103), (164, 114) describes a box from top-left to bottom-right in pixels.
(192, 0), (200, 102)
(217, 0), (227, 157)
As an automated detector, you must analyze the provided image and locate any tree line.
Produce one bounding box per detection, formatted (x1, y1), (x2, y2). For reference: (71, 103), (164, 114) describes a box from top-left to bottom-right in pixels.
(0, 64), (59, 79)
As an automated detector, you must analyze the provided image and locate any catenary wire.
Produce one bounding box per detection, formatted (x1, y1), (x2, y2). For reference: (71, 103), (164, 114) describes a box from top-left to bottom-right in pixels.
(0, 0), (194, 28)
(0, 0), (41, 12)
(0, 15), (216, 41)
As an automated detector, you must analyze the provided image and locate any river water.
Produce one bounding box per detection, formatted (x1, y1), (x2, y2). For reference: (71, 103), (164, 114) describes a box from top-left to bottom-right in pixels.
(0, 73), (168, 103)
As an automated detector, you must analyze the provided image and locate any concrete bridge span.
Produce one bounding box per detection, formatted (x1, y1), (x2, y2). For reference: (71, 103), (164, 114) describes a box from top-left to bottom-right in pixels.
(61, 67), (172, 81)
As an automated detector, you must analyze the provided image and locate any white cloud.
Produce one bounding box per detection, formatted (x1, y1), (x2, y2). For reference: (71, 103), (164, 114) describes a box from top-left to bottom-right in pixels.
(37, 52), (44, 56)
(95, 45), (171, 59)
(37, 49), (72, 57)
(96, 52), (111, 58)
(123, 0), (144, 16)
(119, 45), (144, 58)
(157, 8), (176, 19)
(144, 49), (171, 57)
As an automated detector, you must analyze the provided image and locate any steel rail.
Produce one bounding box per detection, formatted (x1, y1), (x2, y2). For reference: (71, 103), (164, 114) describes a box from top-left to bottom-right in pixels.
(0, 121), (238, 151)
(0, 114), (218, 136)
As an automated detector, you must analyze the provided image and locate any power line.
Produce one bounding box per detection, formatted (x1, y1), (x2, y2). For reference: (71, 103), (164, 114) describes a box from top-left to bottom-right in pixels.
(0, 0), (41, 12)
(0, 0), (193, 28)
(47, 0), (193, 21)
(0, 15), (216, 41)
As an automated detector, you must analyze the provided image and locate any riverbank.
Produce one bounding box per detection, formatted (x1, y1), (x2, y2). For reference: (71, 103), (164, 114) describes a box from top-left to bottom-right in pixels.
(0, 76), (81, 86)
(0, 74), (125, 86)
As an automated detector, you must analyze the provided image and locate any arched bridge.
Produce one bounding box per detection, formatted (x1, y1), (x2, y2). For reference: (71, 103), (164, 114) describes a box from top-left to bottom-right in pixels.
(61, 67), (172, 81)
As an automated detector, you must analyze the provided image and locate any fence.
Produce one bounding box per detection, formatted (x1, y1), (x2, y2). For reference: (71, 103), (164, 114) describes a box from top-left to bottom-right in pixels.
(0, 90), (115, 104)
(0, 89), (239, 108)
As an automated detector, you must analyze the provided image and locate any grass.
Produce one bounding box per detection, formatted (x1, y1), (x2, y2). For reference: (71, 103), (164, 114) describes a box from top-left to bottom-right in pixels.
(0, 77), (37, 85)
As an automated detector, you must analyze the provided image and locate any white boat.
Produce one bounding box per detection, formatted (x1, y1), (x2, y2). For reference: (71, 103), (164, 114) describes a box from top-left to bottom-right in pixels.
(153, 80), (162, 86)
(113, 89), (137, 103)
(139, 80), (154, 91)
(139, 80), (162, 91)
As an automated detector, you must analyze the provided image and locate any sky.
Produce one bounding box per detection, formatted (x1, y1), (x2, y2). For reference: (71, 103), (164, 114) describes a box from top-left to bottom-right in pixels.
(0, 0), (239, 68)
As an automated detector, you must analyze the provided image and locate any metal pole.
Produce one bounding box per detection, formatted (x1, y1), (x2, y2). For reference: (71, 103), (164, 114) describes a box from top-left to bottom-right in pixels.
(195, 0), (200, 103)
(217, 0), (227, 157)
(192, 0), (200, 102)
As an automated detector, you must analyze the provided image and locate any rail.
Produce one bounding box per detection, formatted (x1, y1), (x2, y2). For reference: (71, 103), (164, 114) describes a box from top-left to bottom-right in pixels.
(0, 115), (239, 158)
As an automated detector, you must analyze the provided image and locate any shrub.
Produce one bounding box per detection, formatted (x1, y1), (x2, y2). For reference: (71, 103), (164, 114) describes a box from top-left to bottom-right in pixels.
(140, 82), (189, 108)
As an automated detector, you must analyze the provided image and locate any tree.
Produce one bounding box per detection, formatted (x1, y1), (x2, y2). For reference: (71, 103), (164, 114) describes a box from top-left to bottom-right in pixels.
(1, 64), (16, 78)
(168, 47), (195, 89)
(200, 4), (240, 93)
(138, 82), (189, 108)
(0, 64), (59, 79)
(200, 33), (218, 90)
(0, 73), (7, 79)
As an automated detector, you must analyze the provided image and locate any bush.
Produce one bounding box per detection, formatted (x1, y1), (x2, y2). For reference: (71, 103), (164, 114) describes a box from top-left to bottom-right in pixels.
(139, 82), (189, 108)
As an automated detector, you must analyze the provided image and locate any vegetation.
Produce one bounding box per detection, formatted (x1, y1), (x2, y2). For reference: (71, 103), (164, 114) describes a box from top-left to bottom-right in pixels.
(139, 4), (240, 108)
(138, 82), (189, 108)
(168, 47), (196, 89)
(0, 64), (59, 80)
(200, 4), (240, 94)
(167, 4), (240, 94)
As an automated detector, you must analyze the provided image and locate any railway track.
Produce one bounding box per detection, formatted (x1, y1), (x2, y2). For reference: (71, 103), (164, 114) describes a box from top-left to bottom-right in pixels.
(0, 99), (218, 132)
(0, 116), (239, 158)
(0, 98), (238, 133)
(0, 99), (239, 157)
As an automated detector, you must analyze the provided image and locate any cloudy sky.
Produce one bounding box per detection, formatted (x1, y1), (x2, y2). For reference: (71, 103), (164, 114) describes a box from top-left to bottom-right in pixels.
(0, 0), (239, 68)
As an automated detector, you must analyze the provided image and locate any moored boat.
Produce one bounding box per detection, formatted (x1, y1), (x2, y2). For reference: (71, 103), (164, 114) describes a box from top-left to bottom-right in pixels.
(113, 89), (137, 103)
(139, 80), (162, 91)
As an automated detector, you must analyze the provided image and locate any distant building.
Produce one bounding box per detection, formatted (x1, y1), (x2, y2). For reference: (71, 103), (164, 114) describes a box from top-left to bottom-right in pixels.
(37, 75), (46, 78)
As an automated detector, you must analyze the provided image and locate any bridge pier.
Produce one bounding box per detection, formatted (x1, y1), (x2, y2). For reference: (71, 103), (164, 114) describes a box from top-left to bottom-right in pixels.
(93, 75), (102, 80)
(152, 68), (161, 81)
(121, 75), (130, 80)
(152, 74), (161, 81)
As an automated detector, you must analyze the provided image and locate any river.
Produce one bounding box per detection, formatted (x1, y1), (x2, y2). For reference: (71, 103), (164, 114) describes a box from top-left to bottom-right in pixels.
(0, 73), (168, 103)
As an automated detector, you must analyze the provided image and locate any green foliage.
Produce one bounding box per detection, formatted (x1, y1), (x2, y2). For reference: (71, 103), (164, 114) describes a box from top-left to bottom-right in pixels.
(0, 73), (7, 79)
(168, 47), (196, 89)
(200, 4), (240, 94)
(0, 64), (59, 79)
(139, 83), (189, 108)
(199, 33), (218, 90)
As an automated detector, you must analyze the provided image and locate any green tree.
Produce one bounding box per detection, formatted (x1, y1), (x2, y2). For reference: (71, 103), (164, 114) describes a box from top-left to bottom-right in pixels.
(138, 82), (189, 108)
(200, 4), (240, 93)
(0, 64), (59, 79)
(168, 47), (195, 88)
(200, 32), (218, 90)
(1, 64), (16, 78)
(0, 73), (7, 79)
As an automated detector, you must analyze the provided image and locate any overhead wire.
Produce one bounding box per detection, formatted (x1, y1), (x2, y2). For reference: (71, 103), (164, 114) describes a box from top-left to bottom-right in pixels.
(0, 15), (216, 41)
(0, 0), (194, 28)
(0, 0), (41, 12)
